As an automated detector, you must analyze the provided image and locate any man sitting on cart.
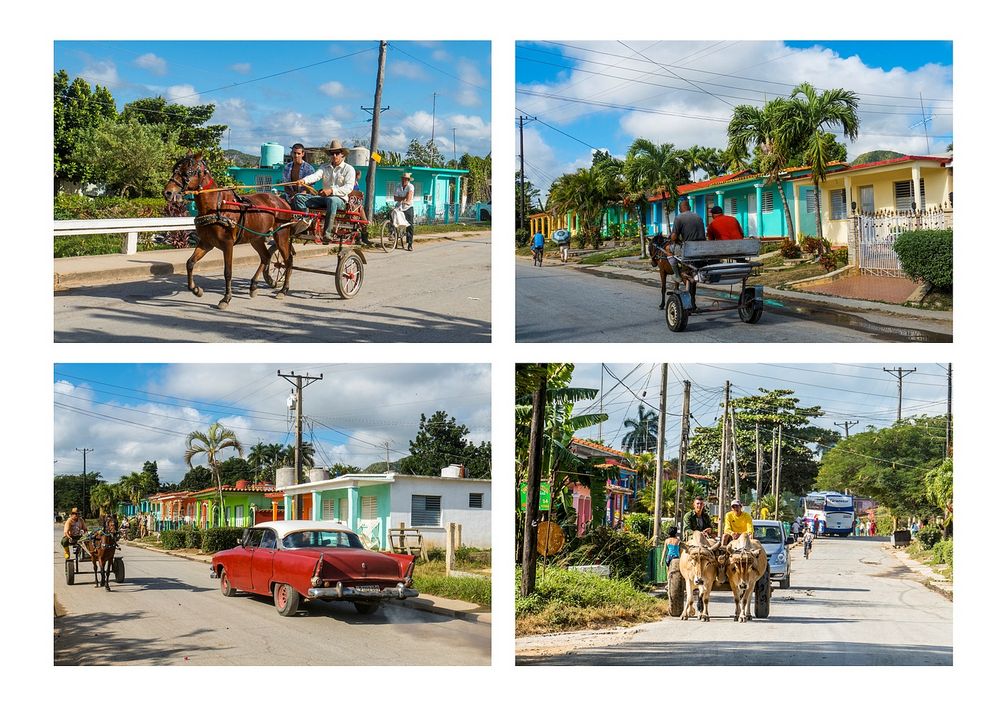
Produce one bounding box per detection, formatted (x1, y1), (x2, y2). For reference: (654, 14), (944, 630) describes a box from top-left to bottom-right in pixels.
(61, 508), (88, 559)
(668, 199), (707, 283)
(293, 139), (368, 245)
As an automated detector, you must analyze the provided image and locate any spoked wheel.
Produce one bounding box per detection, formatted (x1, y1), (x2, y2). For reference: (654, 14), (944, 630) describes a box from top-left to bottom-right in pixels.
(335, 251), (365, 299)
(265, 243), (289, 291)
(379, 221), (398, 253)
(113, 557), (125, 583)
(665, 292), (689, 332)
(738, 288), (763, 324)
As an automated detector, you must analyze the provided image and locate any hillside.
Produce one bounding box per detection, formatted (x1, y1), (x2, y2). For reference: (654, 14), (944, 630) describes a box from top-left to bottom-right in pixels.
(224, 149), (260, 168)
(851, 150), (905, 165)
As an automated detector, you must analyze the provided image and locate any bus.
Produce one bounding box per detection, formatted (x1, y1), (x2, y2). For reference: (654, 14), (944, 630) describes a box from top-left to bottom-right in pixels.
(803, 492), (855, 536)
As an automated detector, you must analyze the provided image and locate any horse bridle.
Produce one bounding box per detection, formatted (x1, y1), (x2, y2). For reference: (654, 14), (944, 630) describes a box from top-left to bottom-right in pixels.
(168, 157), (214, 193)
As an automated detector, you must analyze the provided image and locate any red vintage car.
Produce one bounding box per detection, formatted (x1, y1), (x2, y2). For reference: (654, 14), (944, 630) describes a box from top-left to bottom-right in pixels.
(210, 520), (418, 617)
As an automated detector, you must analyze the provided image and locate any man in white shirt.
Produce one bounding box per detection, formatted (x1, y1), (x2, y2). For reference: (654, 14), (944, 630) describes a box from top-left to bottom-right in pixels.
(293, 139), (357, 244)
(394, 172), (415, 250)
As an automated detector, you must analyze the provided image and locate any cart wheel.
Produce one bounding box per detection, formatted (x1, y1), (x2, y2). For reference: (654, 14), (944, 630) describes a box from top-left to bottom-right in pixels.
(738, 289), (763, 324)
(379, 221), (398, 252)
(335, 252), (365, 299)
(353, 601), (380, 615)
(65, 559), (75, 586)
(265, 243), (289, 291)
(665, 293), (689, 332)
(667, 558), (685, 617)
(754, 567), (771, 618)
(274, 582), (301, 617)
(113, 557), (125, 583)
(219, 568), (236, 597)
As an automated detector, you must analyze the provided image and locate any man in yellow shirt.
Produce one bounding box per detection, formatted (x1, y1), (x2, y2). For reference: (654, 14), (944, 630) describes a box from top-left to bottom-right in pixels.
(723, 499), (753, 545)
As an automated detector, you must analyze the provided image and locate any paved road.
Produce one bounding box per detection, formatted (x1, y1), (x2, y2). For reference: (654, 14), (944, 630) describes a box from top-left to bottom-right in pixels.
(516, 537), (951, 666)
(54, 235), (490, 343)
(53, 532), (490, 666)
(515, 261), (948, 343)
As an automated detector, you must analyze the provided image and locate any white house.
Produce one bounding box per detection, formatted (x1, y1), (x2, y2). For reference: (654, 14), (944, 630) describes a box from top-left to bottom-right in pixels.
(275, 465), (491, 550)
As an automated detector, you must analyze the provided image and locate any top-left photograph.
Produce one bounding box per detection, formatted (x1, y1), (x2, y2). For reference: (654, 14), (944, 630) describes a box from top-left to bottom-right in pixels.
(54, 40), (492, 343)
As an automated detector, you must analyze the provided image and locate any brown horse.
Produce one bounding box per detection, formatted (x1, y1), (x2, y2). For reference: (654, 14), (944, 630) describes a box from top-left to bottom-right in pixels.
(83, 516), (118, 591)
(163, 153), (296, 309)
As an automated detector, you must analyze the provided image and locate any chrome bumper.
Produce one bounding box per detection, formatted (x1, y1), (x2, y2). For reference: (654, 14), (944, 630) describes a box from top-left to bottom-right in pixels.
(306, 582), (418, 601)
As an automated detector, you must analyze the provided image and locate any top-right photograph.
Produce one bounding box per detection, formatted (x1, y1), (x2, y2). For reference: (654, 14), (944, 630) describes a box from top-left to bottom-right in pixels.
(515, 41), (952, 343)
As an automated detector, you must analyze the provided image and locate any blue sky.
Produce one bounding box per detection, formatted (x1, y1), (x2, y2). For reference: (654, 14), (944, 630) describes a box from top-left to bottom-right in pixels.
(55, 40), (491, 158)
(53, 363), (491, 484)
(516, 40), (953, 195)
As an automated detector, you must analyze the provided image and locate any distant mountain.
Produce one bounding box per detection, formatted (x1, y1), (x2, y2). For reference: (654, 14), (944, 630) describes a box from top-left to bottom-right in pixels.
(851, 150), (906, 166)
(362, 460), (405, 474)
(224, 149), (260, 168)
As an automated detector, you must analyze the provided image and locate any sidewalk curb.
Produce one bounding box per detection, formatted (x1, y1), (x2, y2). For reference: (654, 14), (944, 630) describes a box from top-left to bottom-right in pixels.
(120, 539), (491, 623)
(882, 545), (953, 601)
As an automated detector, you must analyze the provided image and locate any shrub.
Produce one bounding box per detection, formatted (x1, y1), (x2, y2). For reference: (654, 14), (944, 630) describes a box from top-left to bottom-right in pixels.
(931, 538), (953, 568)
(562, 525), (651, 587)
(514, 229), (530, 248)
(201, 527), (245, 554)
(622, 513), (653, 537)
(606, 223), (622, 241)
(622, 220), (640, 239)
(455, 546), (491, 567)
(54, 194), (167, 221)
(780, 238), (802, 258)
(184, 526), (203, 549)
(425, 547), (446, 562)
(875, 506), (895, 536)
(800, 236), (823, 255)
(916, 524), (943, 549)
(893, 229), (952, 289)
(819, 249), (847, 272)
(160, 529), (186, 550)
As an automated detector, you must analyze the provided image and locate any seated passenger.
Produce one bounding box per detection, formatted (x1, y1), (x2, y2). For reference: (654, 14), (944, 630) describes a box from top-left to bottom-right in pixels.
(706, 205), (745, 240)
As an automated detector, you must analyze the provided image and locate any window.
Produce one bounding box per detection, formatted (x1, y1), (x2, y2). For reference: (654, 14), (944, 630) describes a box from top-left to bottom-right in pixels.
(830, 189), (847, 220)
(705, 195), (716, 211)
(804, 188), (817, 214)
(321, 498), (337, 520)
(762, 190), (774, 213)
(725, 198), (738, 215)
(411, 495), (442, 526)
(894, 179), (926, 211)
(234, 504), (244, 524)
(469, 493), (484, 509)
(386, 181), (423, 198)
(859, 185), (875, 214)
(245, 528), (265, 547)
(361, 495), (378, 520)
(259, 530), (277, 549)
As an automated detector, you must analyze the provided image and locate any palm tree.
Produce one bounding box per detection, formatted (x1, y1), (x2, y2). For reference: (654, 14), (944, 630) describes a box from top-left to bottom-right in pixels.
(185, 423), (244, 527)
(280, 442), (316, 482)
(548, 168), (613, 249)
(621, 403), (658, 454)
(782, 82), (860, 251)
(624, 139), (685, 256)
(90, 483), (119, 517)
(727, 98), (798, 240)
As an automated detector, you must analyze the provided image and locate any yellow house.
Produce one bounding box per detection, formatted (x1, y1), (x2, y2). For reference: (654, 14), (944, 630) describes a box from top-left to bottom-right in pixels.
(789, 154), (953, 246)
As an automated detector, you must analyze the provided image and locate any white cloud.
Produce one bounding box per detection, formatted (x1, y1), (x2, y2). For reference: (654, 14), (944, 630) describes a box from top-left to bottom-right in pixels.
(432, 49), (450, 62)
(165, 84), (200, 107)
(134, 53), (167, 76)
(80, 59), (120, 88)
(389, 61), (427, 80)
(455, 59), (485, 107)
(319, 81), (347, 97)
(230, 62), (252, 75)
(211, 98), (252, 132)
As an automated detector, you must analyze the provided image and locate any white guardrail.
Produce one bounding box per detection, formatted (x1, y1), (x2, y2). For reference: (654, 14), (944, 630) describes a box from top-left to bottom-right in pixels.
(55, 217), (196, 256)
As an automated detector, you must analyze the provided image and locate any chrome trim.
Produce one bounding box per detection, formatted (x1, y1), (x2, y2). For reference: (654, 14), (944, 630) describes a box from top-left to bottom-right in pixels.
(306, 582), (419, 601)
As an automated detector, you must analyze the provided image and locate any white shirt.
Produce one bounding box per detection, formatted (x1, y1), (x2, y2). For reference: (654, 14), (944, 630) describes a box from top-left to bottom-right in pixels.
(302, 160), (356, 199)
(395, 181), (414, 208)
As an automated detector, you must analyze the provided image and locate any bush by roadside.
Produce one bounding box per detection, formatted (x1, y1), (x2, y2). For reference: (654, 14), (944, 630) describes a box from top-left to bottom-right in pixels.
(893, 229), (952, 289)
(201, 527), (244, 554)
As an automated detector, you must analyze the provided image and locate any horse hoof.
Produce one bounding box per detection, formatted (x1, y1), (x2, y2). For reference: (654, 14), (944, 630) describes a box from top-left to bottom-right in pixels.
(193, 287), (203, 298)
(249, 289), (257, 298)
(275, 292), (285, 300)
(218, 300), (230, 311)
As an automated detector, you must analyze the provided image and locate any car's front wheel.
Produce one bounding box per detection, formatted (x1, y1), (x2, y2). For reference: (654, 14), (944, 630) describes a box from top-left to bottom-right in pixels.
(353, 601), (380, 615)
(274, 583), (301, 616)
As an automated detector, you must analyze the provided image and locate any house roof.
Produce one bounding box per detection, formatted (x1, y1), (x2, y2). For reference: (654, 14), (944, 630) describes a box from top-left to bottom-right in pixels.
(787, 154), (951, 181)
(275, 472), (490, 494)
(189, 483), (276, 497)
(570, 437), (628, 459)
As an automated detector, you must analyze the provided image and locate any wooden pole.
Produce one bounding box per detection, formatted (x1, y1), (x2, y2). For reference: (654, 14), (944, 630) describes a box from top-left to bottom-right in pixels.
(652, 364), (668, 544)
(520, 367), (546, 598)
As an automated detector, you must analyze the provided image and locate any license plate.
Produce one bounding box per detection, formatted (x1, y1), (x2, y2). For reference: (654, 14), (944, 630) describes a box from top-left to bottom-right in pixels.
(354, 585), (380, 593)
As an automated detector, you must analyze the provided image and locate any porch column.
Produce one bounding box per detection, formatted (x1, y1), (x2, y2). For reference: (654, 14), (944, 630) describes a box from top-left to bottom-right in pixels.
(755, 184), (763, 235)
(911, 166), (924, 210)
(311, 492), (322, 520)
(348, 487), (360, 532)
(283, 494), (293, 521)
(792, 184), (801, 239)
(271, 499), (279, 520)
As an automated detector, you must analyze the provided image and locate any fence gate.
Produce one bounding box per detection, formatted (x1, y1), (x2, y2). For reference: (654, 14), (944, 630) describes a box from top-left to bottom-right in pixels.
(852, 208), (951, 277)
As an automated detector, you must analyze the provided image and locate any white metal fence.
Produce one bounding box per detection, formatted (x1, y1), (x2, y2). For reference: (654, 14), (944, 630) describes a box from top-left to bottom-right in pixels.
(851, 208), (952, 277)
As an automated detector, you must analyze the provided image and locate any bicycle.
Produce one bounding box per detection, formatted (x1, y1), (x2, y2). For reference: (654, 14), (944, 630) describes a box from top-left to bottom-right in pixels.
(532, 246), (543, 267)
(803, 537), (812, 559)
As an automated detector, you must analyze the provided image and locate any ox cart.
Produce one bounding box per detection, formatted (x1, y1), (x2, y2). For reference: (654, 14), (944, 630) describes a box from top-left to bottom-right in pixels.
(664, 238), (764, 332)
(665, 556), (770, 619)
(64, 538), (125, 586)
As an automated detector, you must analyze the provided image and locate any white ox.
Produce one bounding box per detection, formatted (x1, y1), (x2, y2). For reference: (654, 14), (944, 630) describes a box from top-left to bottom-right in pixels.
(678, 530), (723, 621)
(725, 532), (769, 622)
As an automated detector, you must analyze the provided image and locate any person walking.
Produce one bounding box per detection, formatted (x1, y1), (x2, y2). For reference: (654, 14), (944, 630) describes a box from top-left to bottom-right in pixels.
(394, 172), (415, 251)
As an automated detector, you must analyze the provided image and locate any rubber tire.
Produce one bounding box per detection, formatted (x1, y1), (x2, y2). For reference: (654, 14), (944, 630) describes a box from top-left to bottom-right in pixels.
(754, 567), (771, 618)
(274, 583), (301, 617)
(354, 601), (380, 615)
(65, 559), (75, 586)
(380, 221), (398, 253)
(738, 289), (763, 324)
(113, 557), (125, 583)
(219, 568), (236, 597)
(667, 558), (685, 617)
(665, 293), (689, 332)
(335, 252), (365, 299)
(265, 243), (288, 291)
(779, 576), (790, 590)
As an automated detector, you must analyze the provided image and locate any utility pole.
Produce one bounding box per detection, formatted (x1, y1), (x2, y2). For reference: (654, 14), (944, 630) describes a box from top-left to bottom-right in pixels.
(521, 367), (547, 598)
(363, 40), (388, 221)
(277, 371), (323, 520)
(598, 364), (604, 443)
(383, 441), (391, 472)
(755, 423), (762, 518)
(774, 424), (783, 517)
(674, 381), (691, 526)
(518, 114), (536, 233)
(76, 447), (93, 518)
(770, 428), (777, 498)
(883, 367), (917, 422)
(452, 127), (457, 164)
(717, 381), (730, 538)
(729, 407), (740, 501)
(946, 363), (952, 458)
(430, 92), (438, 159)
(837, 420), (859, 438)
(652, 364), (667, 545)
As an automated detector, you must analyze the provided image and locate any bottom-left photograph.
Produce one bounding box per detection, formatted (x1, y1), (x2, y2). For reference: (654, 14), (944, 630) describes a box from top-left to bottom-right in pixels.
(53, 362), (492, 666)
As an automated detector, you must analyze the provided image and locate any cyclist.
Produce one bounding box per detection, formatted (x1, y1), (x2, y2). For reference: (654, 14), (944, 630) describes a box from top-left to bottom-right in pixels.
(803, 526), (814, 558)
(531, 231), (545, 265)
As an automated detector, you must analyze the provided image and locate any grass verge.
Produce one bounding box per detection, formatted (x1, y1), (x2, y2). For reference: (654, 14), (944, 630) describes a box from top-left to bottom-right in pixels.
(578, 245), (641, 265)
(906, 542), (953, 581)
(414, 222), (490, 235)
(413, 560), (491, 607)
(515, 567), (667, 636)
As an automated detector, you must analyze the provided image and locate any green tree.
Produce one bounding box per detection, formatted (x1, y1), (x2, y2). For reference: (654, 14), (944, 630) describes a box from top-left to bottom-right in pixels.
(73, 118), (181, 197)
(329, 463), (363, 476)
(90, 481), (119, 516)
(399, 411), (491, 478)
(548, 166), (618, 249)
(623, 139), (686, 255)
(461, 153), (492, 204)
(404, 138), (445, 167)
(54, 70), (118, 189)
(184, 423), (244, 527)
(621, 404), (658, 454)
(278, 442), (316, 482)
(217, 456), (254, 486)
(177, 465), (213, 491)
(781, 82), (860, 250)
(54, 472), (105, 514)
(515, 170), (541, 231)
(141, 460), (161, 491)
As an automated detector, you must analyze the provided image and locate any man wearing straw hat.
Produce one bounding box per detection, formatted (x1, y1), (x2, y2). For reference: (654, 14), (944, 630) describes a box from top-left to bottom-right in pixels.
(293, 139), (358, 244)
(394, 172), (415, 250)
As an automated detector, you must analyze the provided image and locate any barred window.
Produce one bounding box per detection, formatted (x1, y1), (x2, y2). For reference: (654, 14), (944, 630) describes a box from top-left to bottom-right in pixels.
(469, 493), (484, 509)
(361, 495), (378, 520)
(321, 498), (337, 520)
(386, 181), (423, 199)
(804, 188), (817, 214)
(762, 190), (774, 213)
(894, 179), (926, 211)
(830, 189), (847, 220)
(411, 495), (442, 526)
(726, 198), (738, 215)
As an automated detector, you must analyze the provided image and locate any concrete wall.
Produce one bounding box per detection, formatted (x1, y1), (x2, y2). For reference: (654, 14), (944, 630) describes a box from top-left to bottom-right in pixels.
(388, 476), (492, 549)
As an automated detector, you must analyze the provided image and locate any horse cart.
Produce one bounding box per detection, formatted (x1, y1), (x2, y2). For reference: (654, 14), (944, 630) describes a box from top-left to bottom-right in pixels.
(65, 537), (125, 586)
(663, 238), (764, 333)
(664, 557), (770, 619)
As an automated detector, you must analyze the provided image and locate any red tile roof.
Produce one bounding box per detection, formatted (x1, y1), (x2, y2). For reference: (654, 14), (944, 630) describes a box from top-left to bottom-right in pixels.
(571, 437), (628, 458)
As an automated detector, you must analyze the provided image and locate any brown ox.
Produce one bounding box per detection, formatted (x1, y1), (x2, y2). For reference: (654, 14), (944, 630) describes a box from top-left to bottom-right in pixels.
(725, 532), (768, 622)
(678, 531), (723, 621)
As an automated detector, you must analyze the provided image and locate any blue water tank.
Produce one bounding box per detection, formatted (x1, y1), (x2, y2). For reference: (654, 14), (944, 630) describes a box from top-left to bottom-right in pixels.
(260, 142), (284, 168)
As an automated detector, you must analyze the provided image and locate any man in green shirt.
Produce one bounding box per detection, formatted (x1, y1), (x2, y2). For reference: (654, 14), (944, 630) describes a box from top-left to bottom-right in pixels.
(682, 496), (715, 540)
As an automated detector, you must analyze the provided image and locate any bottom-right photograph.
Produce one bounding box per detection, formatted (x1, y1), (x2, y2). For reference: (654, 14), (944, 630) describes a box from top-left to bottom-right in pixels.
(515, 362), (952, 666)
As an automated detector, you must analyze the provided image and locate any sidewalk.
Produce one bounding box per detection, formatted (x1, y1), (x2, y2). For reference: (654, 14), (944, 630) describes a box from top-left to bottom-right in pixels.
(883, 544), (953, 601)
(54, 229), (487, 291)
(121, 539), (491, 624)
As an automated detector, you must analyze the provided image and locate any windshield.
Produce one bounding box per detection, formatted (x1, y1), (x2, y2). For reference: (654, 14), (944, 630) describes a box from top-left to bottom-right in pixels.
(753, 526), (783, 544)
(282, 530), (364, 549)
